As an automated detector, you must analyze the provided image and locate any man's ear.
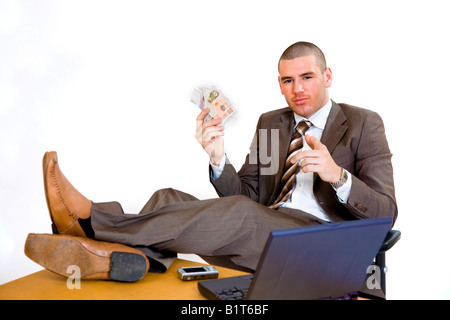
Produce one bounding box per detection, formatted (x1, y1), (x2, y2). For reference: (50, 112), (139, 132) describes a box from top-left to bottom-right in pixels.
(324, 68), (333, 88)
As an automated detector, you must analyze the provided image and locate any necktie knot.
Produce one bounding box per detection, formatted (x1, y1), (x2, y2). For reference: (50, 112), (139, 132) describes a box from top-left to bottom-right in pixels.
(296, 120), (312, 135)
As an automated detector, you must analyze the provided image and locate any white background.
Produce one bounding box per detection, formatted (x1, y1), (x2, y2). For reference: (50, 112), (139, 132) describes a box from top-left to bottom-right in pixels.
(1, 0), (449, 299)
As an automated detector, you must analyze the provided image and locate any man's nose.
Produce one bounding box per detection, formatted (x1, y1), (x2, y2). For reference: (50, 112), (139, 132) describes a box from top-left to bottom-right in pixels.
(293, 81), (304, 93)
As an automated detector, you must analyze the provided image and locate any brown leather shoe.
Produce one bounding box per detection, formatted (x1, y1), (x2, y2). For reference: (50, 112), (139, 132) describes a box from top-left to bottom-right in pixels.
(25, 233), (150, 282)
(43, 151), (91, 236)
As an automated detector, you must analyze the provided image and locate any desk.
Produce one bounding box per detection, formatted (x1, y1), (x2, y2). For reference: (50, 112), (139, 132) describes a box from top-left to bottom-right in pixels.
(0, 259), (249, 300)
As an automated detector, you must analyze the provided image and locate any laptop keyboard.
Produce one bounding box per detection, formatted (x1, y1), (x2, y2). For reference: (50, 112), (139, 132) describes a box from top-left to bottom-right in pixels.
(198, 274), (254, 300)
(215, 275), (254, 300)
(216, 287), (248, 300)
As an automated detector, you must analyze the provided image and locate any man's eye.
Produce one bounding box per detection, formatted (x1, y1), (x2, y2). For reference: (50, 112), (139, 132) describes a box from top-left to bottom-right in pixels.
(283, 79), (292, 84)
(303, 76), (311, 80)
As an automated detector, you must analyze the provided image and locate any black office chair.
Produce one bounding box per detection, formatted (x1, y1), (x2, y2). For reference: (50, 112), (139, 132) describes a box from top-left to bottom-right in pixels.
(359, 229), (401, 299)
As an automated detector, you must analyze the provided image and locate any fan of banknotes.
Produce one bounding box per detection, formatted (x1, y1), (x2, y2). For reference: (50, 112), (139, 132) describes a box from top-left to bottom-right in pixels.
(191, 86), (236, 123)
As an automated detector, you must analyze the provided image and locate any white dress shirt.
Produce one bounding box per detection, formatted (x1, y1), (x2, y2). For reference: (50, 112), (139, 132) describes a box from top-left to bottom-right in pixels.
(210, 99), (352, 222)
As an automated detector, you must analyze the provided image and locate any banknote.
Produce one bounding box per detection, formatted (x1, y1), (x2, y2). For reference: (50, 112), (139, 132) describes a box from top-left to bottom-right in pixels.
(191, 86), (235, 123)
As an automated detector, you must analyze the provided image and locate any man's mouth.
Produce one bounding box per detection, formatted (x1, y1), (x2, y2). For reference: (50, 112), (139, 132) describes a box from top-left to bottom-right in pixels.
(294, 97), (309, 105)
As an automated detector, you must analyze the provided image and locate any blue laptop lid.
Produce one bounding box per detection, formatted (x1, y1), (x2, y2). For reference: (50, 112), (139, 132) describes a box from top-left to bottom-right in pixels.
(247, 217), (392, 300)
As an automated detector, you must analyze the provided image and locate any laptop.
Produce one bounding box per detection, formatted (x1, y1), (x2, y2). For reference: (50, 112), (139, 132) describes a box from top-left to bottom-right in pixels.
(198, 217), (392, 300)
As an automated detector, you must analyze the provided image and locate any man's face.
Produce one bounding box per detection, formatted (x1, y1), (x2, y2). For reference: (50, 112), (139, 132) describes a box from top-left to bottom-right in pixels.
(278, 55), (332, 119)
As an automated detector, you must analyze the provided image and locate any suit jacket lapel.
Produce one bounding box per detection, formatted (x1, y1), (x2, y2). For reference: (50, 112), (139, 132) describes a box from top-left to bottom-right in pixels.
(276, 111), (295, 171)
(321, 101), (348, 153)
(314, 101), (348, 182)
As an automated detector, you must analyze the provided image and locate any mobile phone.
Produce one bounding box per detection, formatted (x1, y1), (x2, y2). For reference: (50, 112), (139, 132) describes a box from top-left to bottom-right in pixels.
(177, 266), (219, 281)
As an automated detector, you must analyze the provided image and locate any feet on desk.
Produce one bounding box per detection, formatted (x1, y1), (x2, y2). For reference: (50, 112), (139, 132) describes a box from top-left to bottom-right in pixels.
(25, 233), (150, 282)
(43, 151), (93, 237)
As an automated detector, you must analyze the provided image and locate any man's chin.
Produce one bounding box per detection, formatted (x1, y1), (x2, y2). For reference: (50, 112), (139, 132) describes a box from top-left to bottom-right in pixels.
(288, 105), (315, 119)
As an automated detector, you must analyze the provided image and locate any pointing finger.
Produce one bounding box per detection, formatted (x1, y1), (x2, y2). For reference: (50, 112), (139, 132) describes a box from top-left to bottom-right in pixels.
(305, 134), (326, 151)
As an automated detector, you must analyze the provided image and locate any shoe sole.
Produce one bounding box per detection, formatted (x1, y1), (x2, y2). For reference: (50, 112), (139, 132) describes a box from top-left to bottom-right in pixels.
(25, 234), (147, 282)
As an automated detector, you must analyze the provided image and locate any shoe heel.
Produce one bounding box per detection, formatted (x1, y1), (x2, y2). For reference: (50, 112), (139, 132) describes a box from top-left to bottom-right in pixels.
(110, 252), (148, 282)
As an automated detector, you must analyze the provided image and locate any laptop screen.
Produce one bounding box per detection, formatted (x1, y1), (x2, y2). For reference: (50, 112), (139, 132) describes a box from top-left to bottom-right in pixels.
(246, 217), (392, 300)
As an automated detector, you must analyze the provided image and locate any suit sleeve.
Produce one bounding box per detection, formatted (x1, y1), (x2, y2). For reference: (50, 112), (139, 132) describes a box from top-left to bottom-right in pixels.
(343, 111), (398, 222)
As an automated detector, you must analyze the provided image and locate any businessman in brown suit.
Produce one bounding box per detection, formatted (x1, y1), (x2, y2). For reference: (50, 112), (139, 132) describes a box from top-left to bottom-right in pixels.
(26, 42), (397, 282)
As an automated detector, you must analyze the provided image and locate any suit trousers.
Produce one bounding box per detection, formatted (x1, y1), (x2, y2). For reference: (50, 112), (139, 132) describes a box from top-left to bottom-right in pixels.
(90, 188), (327, 272)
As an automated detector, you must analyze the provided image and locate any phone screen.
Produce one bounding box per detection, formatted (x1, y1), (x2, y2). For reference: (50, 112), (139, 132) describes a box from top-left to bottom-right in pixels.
(183, 267), (206, 273)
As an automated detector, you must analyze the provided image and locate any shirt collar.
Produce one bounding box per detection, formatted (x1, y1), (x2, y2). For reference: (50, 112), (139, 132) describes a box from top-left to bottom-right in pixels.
(293, 99), (332, 130)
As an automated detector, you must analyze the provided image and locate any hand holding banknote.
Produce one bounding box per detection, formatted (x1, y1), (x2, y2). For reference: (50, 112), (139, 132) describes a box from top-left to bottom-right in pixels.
(193, 86), (235, 165)
(195, 107), (225, 166)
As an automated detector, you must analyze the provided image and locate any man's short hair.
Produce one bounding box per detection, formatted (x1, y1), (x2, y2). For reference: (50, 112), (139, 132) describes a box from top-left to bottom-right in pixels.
(278, 41), (327, 73)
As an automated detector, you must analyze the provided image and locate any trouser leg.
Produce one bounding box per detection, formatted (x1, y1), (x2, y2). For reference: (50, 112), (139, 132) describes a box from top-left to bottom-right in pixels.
(138, 187), (200, 214)
(91, 188), (320, 271)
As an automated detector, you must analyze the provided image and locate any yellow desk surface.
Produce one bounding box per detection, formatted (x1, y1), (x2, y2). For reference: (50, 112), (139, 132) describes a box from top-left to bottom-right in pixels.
(0, 258), (249, 300)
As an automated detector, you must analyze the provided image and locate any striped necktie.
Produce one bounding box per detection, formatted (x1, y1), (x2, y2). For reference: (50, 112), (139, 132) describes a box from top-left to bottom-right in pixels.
(269, 120), (312, 209)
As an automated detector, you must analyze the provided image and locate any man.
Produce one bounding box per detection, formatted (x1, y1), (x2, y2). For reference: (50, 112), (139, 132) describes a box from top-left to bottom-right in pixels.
(25, 42), (397, 282)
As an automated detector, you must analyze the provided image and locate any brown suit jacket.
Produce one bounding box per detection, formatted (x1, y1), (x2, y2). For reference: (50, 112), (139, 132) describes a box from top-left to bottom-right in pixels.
(210, 101), (398, 223)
